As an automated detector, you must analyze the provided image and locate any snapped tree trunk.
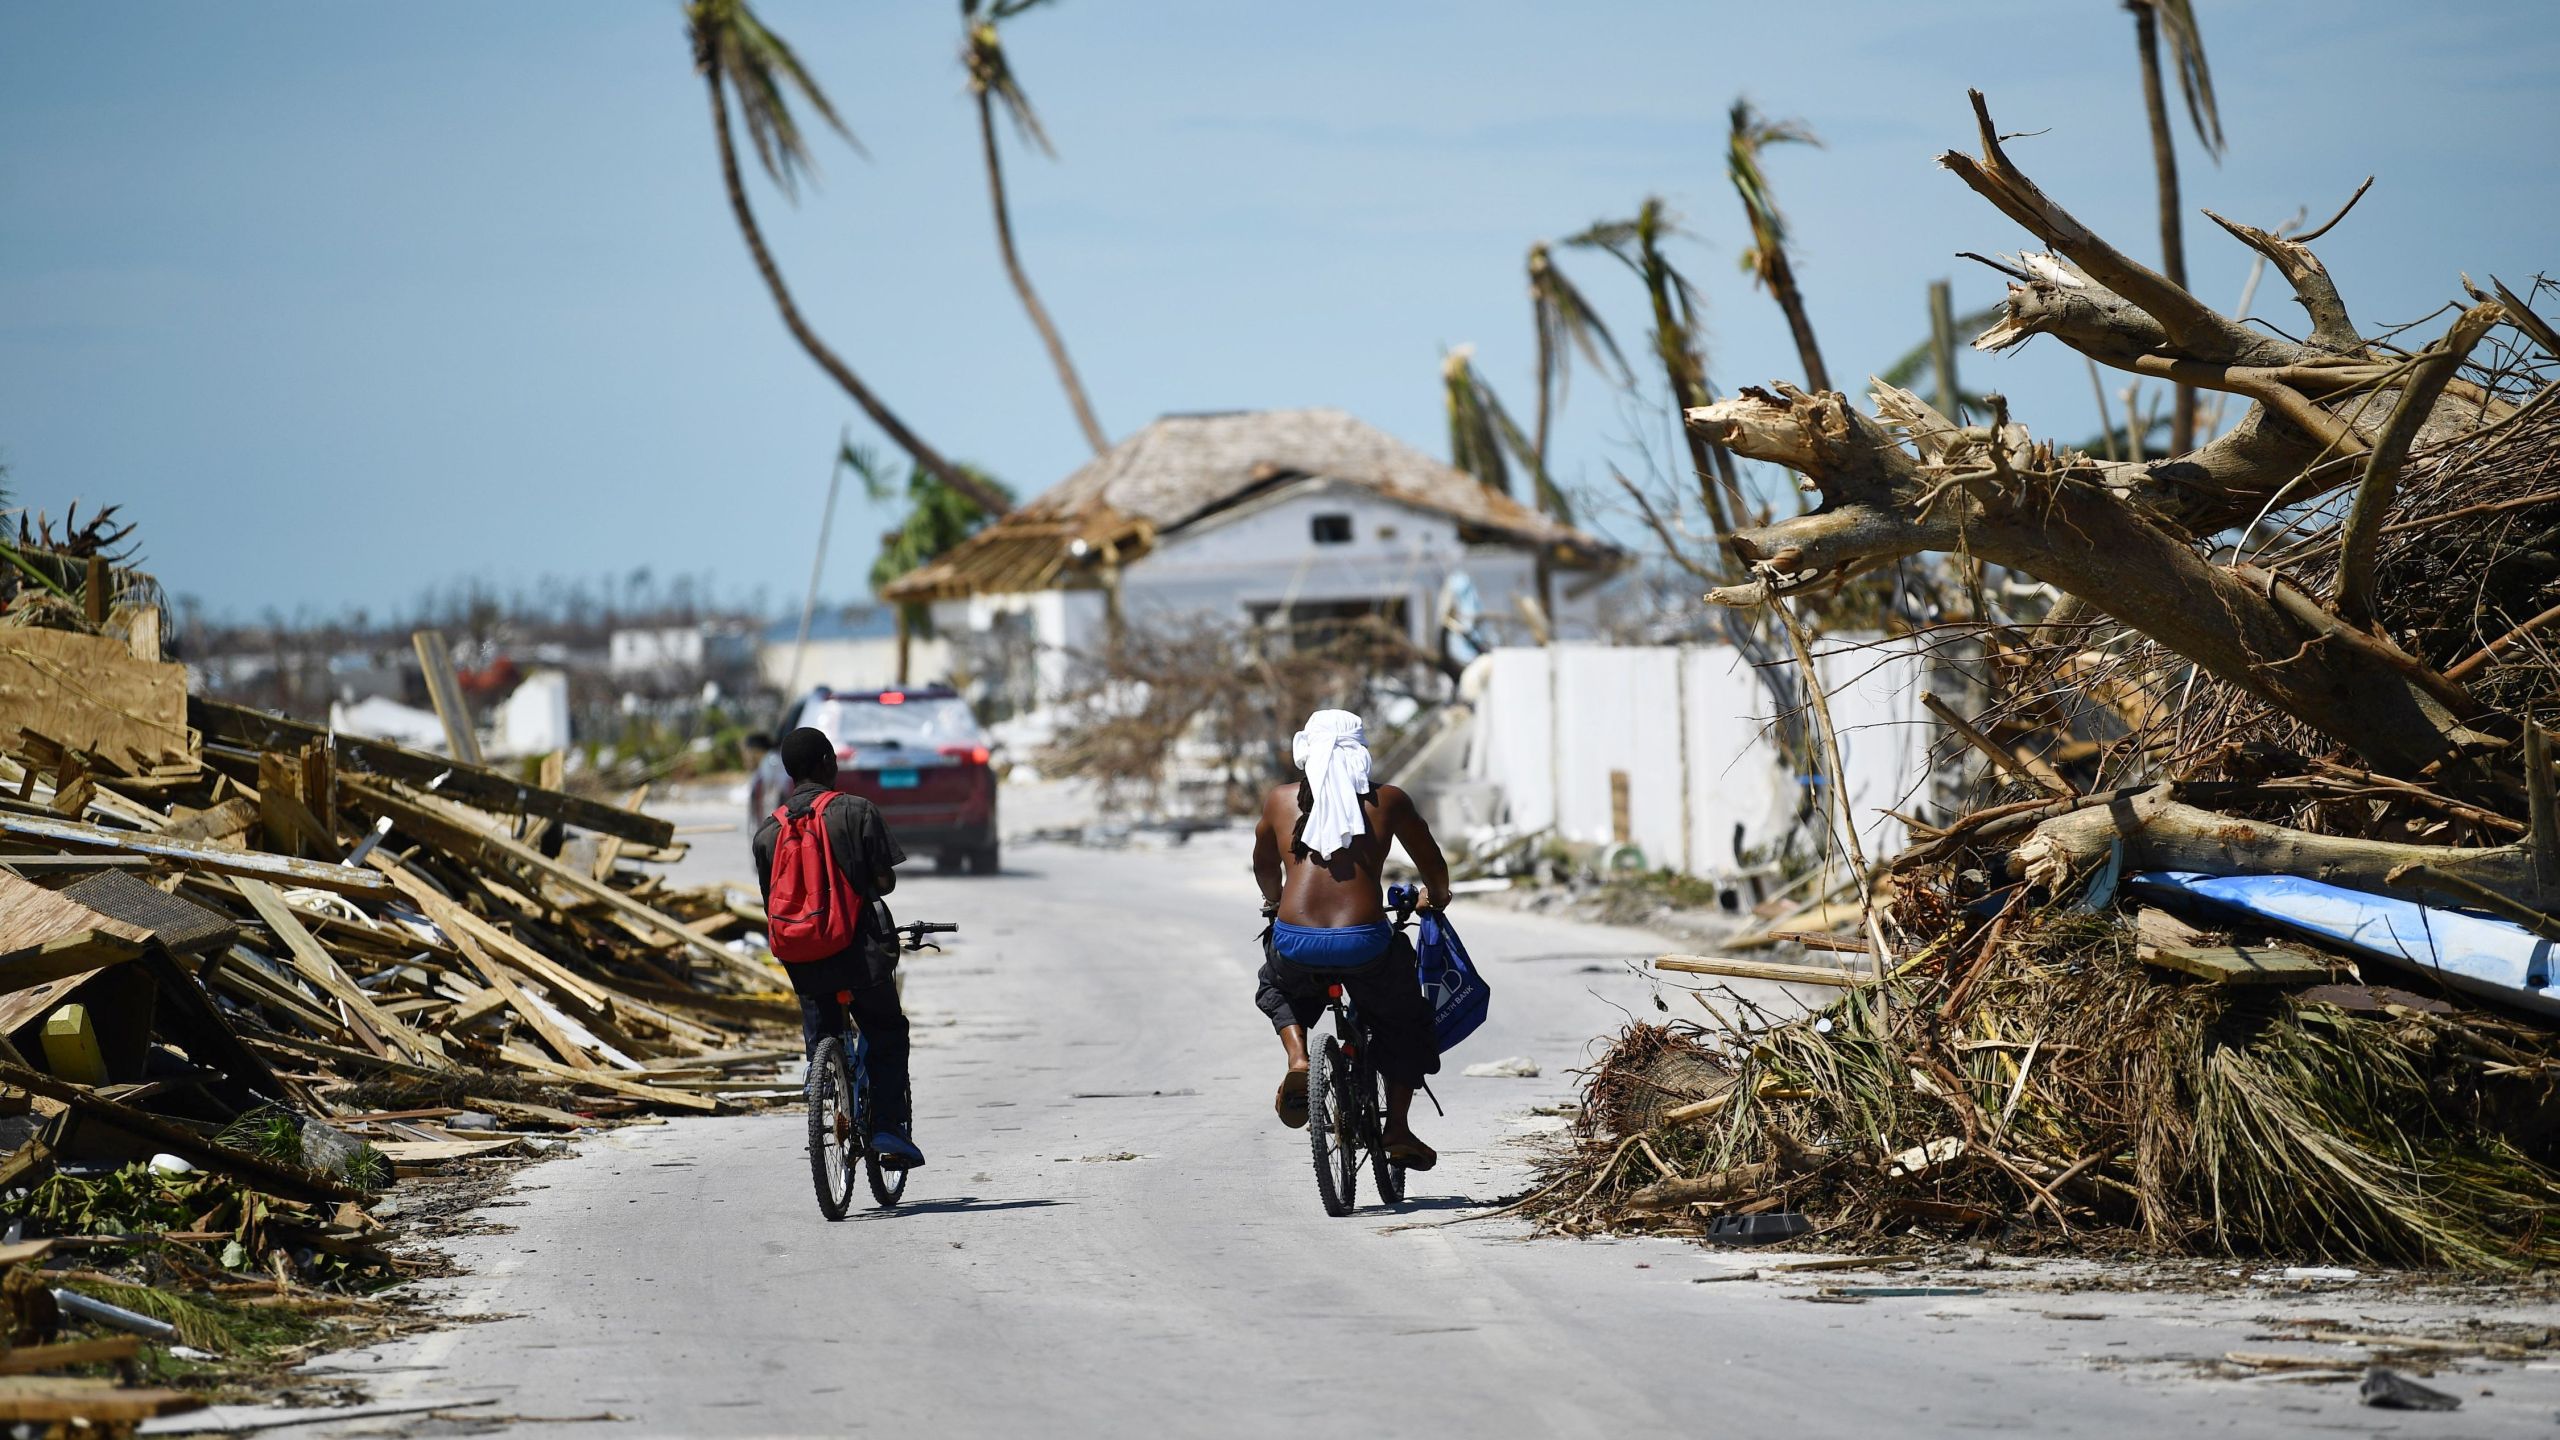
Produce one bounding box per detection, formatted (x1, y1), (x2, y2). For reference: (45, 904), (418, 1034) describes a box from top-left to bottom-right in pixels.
(705, 75), (1013, 519)
(976, 89), (1110, 457)
(1692, 92), (2517, 781)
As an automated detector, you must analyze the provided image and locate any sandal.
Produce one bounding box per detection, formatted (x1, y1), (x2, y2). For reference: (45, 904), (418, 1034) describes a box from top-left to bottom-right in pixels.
(1385, 1137), (1438, 1172)
(1275, 1069), (1310, 1129)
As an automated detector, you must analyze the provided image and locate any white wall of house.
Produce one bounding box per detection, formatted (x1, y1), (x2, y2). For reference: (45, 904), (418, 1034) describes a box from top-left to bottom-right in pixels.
(1462, 638), (1937, 877)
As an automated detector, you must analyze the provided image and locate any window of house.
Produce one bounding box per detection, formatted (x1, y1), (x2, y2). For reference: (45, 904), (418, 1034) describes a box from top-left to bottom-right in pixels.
(1310, 513), (1354, 545)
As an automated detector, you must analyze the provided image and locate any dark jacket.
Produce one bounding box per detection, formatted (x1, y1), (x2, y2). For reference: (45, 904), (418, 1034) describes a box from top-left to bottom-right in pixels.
(752, 781), (908, 991)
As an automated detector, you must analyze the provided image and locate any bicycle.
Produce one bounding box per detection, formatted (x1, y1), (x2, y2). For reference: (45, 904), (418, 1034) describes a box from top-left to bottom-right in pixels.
(1307, 883), (1427, 1217)
(807, 919), (955, 1220)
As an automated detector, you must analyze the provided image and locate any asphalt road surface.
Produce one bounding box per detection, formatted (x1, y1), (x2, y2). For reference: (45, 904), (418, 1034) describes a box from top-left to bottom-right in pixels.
(281, 788), (2560, 1439)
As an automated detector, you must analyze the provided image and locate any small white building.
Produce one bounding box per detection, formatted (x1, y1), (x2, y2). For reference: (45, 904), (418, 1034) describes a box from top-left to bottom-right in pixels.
(881, 409), (1625, 700)
(606, 623), (756, 686)
(757, 606), (952, 697)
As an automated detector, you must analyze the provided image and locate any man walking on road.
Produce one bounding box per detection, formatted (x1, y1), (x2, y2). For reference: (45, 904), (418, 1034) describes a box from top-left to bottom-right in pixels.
(753, 727), (926, 1169)
(1251, 709), (1450, 1170)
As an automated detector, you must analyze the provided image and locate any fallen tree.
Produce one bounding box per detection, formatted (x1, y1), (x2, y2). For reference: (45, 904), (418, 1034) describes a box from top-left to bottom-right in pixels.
(1692, 91), (2554, 886)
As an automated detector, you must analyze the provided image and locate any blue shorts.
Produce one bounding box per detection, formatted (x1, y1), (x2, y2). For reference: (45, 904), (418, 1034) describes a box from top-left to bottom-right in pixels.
(1270, 919), (1395, 969)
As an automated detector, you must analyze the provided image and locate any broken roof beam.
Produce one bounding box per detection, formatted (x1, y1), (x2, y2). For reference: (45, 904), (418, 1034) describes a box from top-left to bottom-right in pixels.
(0, 808), (391, 897)
(192, 697), (673, 847)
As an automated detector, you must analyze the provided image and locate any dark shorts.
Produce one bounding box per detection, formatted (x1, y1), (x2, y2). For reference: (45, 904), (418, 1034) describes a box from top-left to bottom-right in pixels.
(1253, 926), (1440, 1087)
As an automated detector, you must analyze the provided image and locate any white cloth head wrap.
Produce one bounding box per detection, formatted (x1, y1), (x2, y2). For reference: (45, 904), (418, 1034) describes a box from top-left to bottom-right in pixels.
(1291, 709), (1372, 861)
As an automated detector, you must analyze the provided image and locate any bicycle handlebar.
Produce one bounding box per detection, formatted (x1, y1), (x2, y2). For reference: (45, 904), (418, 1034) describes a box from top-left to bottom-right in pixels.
(908, 921), (959, 934)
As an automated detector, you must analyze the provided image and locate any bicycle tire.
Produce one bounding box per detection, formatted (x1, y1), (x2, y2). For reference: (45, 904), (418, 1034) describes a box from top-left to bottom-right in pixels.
(866, 1146), (909, 1208)
(806, 1038), (856, 1221)
(1366, 1061), (1406, 1204)
(1309, 1037), (1358, 1216)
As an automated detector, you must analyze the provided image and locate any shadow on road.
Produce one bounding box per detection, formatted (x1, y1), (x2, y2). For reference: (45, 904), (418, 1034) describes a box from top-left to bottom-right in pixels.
(852, 1196), (1070, 1219)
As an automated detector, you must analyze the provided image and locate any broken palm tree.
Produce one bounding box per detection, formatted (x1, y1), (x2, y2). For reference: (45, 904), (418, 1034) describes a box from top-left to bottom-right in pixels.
(1533, 91), (2560, 1272)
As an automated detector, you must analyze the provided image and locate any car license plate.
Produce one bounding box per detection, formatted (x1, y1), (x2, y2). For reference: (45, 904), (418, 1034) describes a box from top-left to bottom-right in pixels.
(877, 769), (920, 789)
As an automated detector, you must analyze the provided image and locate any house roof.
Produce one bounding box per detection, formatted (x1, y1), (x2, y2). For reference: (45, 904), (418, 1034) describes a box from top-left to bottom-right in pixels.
(880, 408), (1618, 602)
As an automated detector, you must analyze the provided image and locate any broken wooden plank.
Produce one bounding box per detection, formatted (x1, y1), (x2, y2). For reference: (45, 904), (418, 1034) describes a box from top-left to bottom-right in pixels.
(232, 878), (452, 1068)
(0, 810), (388, 897)
(0, 1336), (142, 1376)
(192, 697), (672, 846)
(1654, 954), (1873, 987)
(494, 1049), (722, 1114)
(410, 630), (484, 766)
(0, 931), (145, 995)
(350, 778), (768, 986)
(0, 1377), (203, 1422)
(2142, 942), (2331, 986)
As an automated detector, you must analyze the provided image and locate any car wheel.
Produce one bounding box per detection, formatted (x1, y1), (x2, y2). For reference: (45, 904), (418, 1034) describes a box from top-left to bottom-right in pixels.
(934, 851), (963, 874)
(966, 842), (1000, 876)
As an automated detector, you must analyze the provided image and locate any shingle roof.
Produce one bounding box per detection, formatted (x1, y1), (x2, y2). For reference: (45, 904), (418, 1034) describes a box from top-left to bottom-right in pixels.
(880, 409), (1616, 602)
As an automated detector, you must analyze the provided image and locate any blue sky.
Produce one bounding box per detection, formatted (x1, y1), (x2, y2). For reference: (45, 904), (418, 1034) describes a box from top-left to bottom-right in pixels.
(4, 2), (2555, 620)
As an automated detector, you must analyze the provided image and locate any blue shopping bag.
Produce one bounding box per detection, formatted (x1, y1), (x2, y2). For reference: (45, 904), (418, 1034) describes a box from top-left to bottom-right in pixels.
(1414, 909), (1491, 1053)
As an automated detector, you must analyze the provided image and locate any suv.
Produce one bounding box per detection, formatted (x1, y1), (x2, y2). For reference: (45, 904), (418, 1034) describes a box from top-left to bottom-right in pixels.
(750, 685), (1001, 874)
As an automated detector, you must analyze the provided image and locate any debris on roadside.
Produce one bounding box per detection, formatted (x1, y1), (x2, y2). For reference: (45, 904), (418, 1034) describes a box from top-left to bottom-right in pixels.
(0, 526), (797, 1420)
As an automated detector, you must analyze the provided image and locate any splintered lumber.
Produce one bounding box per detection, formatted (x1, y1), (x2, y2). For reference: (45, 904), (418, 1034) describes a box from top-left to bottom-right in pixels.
(2142, 942), (2330, 986)
(0, 810), (389, 897)
(1654, 954), (1873, 987)
(495, 1049), (722, 1114)
(0, 1336), (143, 1376)
(192, 696), (673, 846)
(233, 878), (452, 1068)
(349, 778), (770, 986)
(0, 1378), (203, 1422)
(0, 931), (145, 994)
(411, 630), (484, 766)
(0, 627), (194, 774)
(0, 871), (157, 955)
(0, 1058), (361, 1202)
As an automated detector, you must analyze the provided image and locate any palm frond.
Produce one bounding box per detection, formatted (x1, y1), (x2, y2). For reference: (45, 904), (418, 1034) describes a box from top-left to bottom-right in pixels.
(688, 0), (857, 197)
(2150, 0), (2224, 159)
(1727, 99), (1821, 290)
(839, 439), (898, 504)
(964, 13), (1054, 156)
(1529, 241), (1632, 404)
(1445, 348), (1574, 521)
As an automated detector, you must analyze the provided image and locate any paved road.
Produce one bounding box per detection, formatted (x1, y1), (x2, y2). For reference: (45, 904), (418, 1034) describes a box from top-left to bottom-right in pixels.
(290, 789), (2560, 1439)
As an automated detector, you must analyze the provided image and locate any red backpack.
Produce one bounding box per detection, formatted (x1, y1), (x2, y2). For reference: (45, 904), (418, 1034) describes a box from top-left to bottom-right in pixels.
(767, 791), (863, 962)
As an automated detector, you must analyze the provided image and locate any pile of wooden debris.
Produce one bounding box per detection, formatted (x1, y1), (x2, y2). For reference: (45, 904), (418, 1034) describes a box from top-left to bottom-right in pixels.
(0, 529), (791, 1424)
(1529, 93), (2560, 1273)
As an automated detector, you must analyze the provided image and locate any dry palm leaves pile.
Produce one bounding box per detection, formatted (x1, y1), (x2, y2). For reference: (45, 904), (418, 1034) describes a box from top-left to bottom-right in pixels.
(1531, 302), (2560, 1273)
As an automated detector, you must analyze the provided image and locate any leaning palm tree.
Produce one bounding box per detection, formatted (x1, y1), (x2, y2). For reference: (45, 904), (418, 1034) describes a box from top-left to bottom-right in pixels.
(1726, 100), (1829, 396)
(687, 0), (1011, 517)
(1568, 200), (1739, 546)
(1439, 346), (1570, 520)
(2127, 0), (2224, 454)
(1525, 242), (1629, 483)
(963, 0), (1109, 456)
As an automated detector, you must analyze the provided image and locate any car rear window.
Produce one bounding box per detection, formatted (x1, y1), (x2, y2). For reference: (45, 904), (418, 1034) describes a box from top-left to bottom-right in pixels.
(807, 696), (984, 750)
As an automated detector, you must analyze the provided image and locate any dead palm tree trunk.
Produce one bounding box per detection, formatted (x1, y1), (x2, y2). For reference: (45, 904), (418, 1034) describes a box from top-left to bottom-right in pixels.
(970, 36), (1109, 456)
(701, 72), (1012, 518)
(2132, 0), (2196, 454)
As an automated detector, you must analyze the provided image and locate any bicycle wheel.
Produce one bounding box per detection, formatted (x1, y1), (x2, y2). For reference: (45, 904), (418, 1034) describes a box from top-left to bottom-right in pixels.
(1365, 1061), (1406, 1204)
(806, 1038), (856, 1221)
(1308, 1037), (1359, 1216)
(850, 1037), (907, 1208)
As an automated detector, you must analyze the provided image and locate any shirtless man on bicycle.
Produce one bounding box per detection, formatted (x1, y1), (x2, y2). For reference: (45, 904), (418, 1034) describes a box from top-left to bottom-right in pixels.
(1251, 709), (1451, 1170)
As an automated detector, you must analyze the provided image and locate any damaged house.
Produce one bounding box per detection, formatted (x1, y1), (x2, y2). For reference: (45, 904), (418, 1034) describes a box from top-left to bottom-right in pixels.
(879, 408), (1626, 709)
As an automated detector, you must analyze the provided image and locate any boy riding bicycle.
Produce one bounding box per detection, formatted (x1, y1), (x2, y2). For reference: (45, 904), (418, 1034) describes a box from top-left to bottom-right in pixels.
(753, 726), (926, 1170)
(1250, 709), (1450, 1171)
